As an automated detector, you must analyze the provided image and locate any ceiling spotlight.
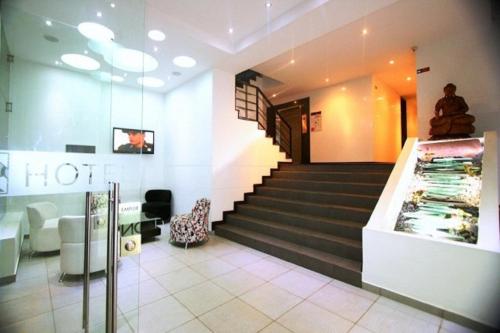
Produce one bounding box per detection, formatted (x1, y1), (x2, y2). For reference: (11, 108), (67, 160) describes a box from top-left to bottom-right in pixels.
(45, 20), (52, 26)
(54, 60), (61, 65)
(228, 28), (234, 34)
(148, 29), (166, 41)
(290, 59), (295, 64)
(137, 76), (165, 88)
(272, 93), (277, 98)
(266, 1), (272, 8)
(406, 76), (412, 81)
(110, 3), (116, 8)
(96, 11), (102, 18)
(78, 22), (115, 42)
(389, 59), (395, 65)
(84, 50), (89, 54)
(153, 46), (158, 52)
(362, 28), (368, 36)
(61, 53), (100, 70)
(341, 87), (346, 91)
(173, 56), (196, 68)
(325, 78), (330, 83)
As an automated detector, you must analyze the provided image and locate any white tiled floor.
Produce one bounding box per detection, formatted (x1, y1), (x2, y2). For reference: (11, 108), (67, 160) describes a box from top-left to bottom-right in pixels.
(0, 225), (479, 333)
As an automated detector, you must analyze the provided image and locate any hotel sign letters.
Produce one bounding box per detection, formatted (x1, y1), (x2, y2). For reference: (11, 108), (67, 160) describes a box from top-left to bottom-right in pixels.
(0, 150), (143, 196)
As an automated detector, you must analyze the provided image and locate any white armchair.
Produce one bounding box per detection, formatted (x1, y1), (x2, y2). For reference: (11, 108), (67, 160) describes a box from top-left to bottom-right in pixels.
(58, 216), (107, 280)
(26, 202), (61, 253)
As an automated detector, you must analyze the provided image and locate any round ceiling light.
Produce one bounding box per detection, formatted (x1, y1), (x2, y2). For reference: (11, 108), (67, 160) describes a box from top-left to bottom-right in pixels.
(104, 47), (158, 72)
(173, 56), (196, 68)
(78, 22), (114, 42)
(61, 53), (100, 70)
(137, 76), (164, 88)
(88, 39), (121, 59)
(148, 29), (165, 41)
(111, 75), (124, 83)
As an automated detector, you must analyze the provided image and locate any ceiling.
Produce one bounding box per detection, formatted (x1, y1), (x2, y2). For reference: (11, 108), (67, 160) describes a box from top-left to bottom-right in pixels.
(254, 0), (491, 101)
(0, 0), (489, 96)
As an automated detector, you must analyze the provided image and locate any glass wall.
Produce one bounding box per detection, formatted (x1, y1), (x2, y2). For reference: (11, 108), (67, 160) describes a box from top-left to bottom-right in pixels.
(0, 0), (153, 331)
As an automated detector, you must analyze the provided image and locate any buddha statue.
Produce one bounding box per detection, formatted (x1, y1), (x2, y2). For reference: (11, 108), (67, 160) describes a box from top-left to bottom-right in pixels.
(429, 83), (475, 140)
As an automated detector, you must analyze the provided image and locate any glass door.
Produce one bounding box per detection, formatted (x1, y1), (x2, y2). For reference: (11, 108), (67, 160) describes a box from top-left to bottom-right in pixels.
(0, 0), (148, 331)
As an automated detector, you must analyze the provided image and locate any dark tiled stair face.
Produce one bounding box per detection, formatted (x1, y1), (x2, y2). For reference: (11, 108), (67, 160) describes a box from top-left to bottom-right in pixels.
(214, 162), (393, 287)
(263, 178), (386, 196)
(255, 186), (379, 209)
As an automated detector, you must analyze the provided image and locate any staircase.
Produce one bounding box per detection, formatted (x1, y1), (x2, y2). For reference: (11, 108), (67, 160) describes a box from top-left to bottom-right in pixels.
(214, 162), (394, 287)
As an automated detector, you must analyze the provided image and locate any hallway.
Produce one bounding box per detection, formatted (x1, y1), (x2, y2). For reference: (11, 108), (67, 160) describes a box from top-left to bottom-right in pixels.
(0, 225), (470, 333)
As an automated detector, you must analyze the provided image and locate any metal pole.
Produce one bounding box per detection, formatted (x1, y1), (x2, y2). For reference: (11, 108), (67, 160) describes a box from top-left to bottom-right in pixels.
(106, 182), (119, 333)
(82, 192), (92, 332)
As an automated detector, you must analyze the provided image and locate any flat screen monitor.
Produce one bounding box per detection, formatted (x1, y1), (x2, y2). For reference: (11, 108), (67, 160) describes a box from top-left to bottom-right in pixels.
(113, 127), (154, 154)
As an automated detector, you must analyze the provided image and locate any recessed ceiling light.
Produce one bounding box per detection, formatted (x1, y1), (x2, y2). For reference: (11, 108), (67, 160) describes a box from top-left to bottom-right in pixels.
(362, 28), (368, 36)
(325, 78), (330, 83)
(110, 3), (116, 8)
(406, 76), (412, 81)
(228, 28), (234, 34)
(96, 11), (102, 18)
(173, 56), (196, 68)
(377, 96), (384, 101)
(266, 1), (272, 8)
(61, 54), (100, 70)
(45, 20), (52, 26)
(272, 93), (277, 98)
(78, 22), (115, 42)
(137, 77), (164, 88)
(153, 46), (158, 52)
(111, 75), (124, 83)
(84, 50), (89, 54)
(290, 59), (295, 64)
(389, 59), (395, 65)
(105, 48), (158, 72)
(54, 60), (61, 65)
(148, 29), (165, 41)
(43, 34), (59, 43)
(341, 87), (347, 91)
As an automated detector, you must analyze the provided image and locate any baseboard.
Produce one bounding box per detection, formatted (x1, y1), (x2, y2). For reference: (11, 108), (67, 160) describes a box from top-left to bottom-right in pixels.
(362, 282), (498, 332)
(0, 274), (16, 286)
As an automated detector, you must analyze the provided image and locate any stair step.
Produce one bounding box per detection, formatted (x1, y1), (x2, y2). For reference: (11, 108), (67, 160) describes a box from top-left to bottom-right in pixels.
(214, 224), (362, 286)
(255, 186), (379, 209)
(236, 204), (362, 240)
(247, 195), (372, 222)
(264, 178), (385, 195)
(279, 162), (394, 173)
(225, 214), (362, 261)
(272, 170), (390, 183)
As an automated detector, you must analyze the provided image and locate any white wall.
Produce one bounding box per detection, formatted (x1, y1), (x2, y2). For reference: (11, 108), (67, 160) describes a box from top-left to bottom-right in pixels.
(372, 76), (401, 162)
(276, 75), (403, 162)
(163, 71), (214, 215)
(416, 2), (500, 189)
(4, 58), (166, 232)
(211, 69), (288, 222)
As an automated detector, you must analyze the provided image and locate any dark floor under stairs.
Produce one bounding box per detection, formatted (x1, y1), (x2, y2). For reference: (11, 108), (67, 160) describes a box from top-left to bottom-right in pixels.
(214, 162), (394, 287)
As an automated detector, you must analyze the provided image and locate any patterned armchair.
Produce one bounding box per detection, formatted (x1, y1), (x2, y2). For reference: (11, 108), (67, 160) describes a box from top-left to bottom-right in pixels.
(170, 198), (210, 247)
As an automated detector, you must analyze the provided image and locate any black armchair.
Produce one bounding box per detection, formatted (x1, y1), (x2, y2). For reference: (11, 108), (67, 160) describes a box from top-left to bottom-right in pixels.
(142, 189), (172, 223)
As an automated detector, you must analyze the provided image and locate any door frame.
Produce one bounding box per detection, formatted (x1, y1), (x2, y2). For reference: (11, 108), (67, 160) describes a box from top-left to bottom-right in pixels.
(274, 97), (311, 163)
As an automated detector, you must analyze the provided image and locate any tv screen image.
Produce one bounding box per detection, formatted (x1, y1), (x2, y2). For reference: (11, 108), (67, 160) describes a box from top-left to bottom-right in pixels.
(113, 127), (154, 154)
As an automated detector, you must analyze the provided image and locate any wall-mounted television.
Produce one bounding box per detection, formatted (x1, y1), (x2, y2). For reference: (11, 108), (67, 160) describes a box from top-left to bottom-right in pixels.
(113, 127), (154, 154)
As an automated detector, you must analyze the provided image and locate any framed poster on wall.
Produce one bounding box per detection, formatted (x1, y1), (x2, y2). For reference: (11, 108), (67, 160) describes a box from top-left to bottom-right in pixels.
(311, 111), (322, 132)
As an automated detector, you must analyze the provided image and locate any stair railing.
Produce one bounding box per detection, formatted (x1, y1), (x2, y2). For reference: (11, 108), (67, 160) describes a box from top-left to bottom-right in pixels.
(235, 83), (292, 158)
